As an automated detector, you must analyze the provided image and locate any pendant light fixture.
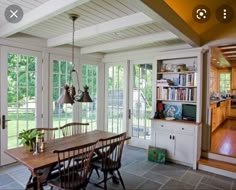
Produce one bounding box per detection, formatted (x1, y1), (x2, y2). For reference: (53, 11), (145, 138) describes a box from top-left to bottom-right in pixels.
(57, 14), (93, 104)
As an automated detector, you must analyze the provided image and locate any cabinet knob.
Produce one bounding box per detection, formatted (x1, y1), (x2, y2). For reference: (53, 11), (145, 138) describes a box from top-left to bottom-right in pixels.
(182, 128), (184, 130)
(169, 135), (171, 139)
(161, 125), (164, 127)
(173, 136), (175, 140)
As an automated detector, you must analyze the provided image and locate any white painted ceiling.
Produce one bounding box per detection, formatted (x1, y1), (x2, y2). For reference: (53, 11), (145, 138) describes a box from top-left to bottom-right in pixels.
(0, 0), (186, 54)
(1, 0), (235, 55)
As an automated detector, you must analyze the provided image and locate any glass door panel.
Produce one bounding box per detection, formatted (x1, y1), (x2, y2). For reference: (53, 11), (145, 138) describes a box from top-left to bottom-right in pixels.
(0, 47), (42, 165)
(51, 59), (73, 137)
(81, 64), (98, 131)
(105, 64), (125, 133)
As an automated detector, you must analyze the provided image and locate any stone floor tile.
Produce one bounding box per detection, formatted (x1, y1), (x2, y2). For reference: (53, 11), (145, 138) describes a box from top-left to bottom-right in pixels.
(201, 175), (231, 190)
(150, 162), (188, 180)
(180, 170), (202, 186)
(136, 179), (161, 190)
(0, 174), (15, 187)
(0, 181), (23, 190)
(196, 183), (223, 190)
(232, 180), (236, 190)
(124, 160), (156, 176)
(213, 173), (234, 184)
(161, 179), (194, 190)
(142, 171), (169, 184)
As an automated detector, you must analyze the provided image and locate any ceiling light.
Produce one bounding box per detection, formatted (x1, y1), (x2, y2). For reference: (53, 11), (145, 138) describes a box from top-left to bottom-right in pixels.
(57, 14), (93, 104)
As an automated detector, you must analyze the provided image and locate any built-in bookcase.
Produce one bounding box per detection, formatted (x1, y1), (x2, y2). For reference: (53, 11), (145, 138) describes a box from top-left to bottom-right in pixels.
(151, 48), (203, 169)
(153, 49), (203, 123)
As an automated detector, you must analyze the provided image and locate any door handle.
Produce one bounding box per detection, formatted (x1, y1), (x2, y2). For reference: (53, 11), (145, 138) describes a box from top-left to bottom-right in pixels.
(2, 115), (11, 129)
(128, 109), (132, 119)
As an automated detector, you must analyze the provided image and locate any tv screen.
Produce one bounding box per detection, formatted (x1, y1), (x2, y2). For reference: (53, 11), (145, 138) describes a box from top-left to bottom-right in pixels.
(182, 104), (196, 121)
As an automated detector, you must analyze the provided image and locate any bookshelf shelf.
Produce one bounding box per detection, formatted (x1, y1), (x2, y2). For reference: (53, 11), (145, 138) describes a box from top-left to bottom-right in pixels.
(157, 99), (197, 104)
(157, 86), (197, 88)
(157, 71), (196, 75)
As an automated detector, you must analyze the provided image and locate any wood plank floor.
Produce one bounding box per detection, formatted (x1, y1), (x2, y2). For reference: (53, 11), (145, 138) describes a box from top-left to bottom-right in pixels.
(211, 119), (236, 157)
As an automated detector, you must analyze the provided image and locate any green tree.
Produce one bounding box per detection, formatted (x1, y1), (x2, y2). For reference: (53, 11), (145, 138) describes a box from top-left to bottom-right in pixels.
(8, 54), (36, 105)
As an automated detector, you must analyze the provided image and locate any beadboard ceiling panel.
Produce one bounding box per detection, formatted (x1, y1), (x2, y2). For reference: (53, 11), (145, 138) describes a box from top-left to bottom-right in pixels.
(99, 39), (185, 53)
(0, 0), (51, 26)
(22, 0), (140, 38)
(1, 0), (185, 53)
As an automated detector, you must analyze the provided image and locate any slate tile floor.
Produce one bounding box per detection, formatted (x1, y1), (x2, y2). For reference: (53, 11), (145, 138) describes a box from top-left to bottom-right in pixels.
(0, 145), (236, 190)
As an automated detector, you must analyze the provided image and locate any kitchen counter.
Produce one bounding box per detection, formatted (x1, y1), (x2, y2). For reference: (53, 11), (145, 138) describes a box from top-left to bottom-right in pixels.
(210, 98), (231, 105)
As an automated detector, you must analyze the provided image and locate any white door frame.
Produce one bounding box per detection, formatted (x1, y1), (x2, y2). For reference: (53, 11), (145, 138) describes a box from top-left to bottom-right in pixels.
(128, 59), (154, 149)
(0, 46), (42, 166)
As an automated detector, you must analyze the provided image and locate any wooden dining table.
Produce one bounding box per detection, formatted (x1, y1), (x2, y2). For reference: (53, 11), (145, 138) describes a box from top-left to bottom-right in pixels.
(5, 130), (126, 190)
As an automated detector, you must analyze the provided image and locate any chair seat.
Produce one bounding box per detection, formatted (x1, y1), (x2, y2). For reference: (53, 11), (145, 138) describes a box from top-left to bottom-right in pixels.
(91, 159), (121, 172)
(48, 172), (87, 190)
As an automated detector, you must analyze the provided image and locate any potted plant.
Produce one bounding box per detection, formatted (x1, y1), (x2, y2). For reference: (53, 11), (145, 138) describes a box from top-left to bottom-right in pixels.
(18, 129), (42, 151)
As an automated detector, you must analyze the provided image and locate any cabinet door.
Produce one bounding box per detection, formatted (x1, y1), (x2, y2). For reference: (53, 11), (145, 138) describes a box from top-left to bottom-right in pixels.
(211, 108), (217, 132)
(232, 67), (236, 89)
(156, 130), (174, 159)
(174, 133), (194, 164)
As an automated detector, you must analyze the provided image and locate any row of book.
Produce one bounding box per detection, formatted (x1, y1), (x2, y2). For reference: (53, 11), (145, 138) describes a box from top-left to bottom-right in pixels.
(179, 73), (196, 86)
(156, 73), (196, 87)
(157, 87), (197, 101)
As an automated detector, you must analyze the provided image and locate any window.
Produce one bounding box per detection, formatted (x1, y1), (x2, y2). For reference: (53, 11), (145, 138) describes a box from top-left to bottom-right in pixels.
(219, 72), (230, 94)
(52, 60), (72, 131)
(210, 67), (218, 93)
(81, 64), (97, 131)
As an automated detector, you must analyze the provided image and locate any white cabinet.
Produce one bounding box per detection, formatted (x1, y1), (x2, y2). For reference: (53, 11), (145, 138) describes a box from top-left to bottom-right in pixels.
(174, 133), (194, 164)
(155, 130), (175, 159)
(151, 120), (200, 169)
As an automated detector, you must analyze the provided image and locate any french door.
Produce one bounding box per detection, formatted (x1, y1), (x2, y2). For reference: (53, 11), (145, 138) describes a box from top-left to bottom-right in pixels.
(128, 61), (153, 148)
(0, 47), (42, 166)
(105, 62), (128, 133)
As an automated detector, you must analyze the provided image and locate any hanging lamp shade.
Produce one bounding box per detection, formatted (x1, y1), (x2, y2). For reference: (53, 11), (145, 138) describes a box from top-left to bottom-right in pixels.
(58, 85), (74, 104)
(77, 85), (93, 102)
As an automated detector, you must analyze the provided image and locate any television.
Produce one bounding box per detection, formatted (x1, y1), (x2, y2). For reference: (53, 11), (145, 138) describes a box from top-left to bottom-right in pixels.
(182, 104), (196, 121)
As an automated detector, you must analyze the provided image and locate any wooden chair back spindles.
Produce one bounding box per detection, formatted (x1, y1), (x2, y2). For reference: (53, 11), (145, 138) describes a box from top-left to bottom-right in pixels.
(48, 141), (97, 190)
(101, 132), (126, 171)
(90, 132), (127, 190)
(36, 127), (59, 141)
(60, 122), (89, 137)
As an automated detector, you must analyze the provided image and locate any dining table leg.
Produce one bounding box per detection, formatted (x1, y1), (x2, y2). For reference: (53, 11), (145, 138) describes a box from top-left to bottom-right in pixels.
(24, 167), (52, 190)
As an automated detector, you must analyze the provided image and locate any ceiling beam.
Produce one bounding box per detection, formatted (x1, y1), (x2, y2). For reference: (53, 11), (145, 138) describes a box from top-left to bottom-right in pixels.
(128, 0), (200, 47)
(80, 31), (178, 54)
(47, 12), (153, 47)
(0, 0), (91, 37)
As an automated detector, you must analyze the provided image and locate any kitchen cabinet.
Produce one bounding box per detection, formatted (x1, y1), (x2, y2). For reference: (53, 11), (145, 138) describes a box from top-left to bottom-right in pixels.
(210, 100), (230, 132)
(151, 120), (200, 169)
(232, 67), (236, 89)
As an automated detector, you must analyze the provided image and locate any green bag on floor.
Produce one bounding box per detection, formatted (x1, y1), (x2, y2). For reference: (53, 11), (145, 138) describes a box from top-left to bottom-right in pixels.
(148, 145), (166, 163)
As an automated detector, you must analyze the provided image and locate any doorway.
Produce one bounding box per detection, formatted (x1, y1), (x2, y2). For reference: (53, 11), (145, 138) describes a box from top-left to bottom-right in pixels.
(0, 47), (42, 166)
(209, 45), (236, 158)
